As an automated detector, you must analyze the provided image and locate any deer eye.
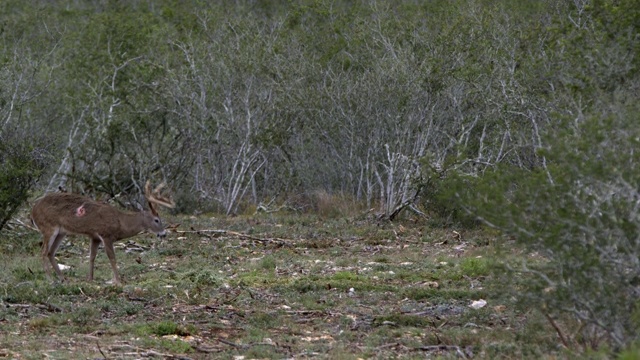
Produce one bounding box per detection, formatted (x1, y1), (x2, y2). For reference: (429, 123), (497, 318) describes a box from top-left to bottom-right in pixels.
(154, 218), (160, 223)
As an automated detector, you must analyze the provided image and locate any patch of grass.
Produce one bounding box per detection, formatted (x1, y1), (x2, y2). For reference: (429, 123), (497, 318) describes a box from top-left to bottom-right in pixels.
(247, 311), (280, 328)
(392, 268), (433, 282)
(290, 273), (396, 294)
(69, 305), (101, 327)
(137, 321), (193, 337)
(27, 305), (100, 333)
(619, 345), (640, 360)
(372, 263), (389, 272)
(235, 269), (280, 287)
(97, 298), (143, 316)
(181, 268), (223, 287)
(331, 271), (359, 281)
(295, 292), (335, 311)
(301, 238), (336, 249)
(459, 256), (491, 277)
(157, 247), (186, 257)
(154, 321), (182, 336)
(243, 344), (280, 359)
(259, 255), (277, 271)
(402, 287), (485, 301)
(373, 313), (433, 327)
(3, 282), (46, 304)
(11, 266), (43, 282)
(139, 337), (193, 354)
(27, 315), (66, 331)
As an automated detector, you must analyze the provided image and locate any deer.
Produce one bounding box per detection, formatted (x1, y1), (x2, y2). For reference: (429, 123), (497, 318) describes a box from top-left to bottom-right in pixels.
(31, 181), (175, 285)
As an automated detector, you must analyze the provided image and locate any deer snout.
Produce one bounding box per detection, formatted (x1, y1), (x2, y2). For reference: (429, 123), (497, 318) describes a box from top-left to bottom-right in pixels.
(157, 230), (167, 238)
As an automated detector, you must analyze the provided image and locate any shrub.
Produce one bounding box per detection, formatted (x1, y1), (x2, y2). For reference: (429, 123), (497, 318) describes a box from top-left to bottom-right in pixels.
(0, 128), (50, 232)
(456, 104), (640, 351)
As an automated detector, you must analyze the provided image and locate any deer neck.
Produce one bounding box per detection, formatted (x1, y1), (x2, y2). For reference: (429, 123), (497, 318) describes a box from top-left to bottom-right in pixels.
(114, 211), (150, 239)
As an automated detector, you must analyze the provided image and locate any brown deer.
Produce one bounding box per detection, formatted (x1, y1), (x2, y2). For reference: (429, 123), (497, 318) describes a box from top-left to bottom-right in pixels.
(31, 181), (174, 285)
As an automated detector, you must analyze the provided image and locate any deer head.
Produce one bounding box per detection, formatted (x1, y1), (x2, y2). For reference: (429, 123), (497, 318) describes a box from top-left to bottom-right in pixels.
(144, 181), (175, 237)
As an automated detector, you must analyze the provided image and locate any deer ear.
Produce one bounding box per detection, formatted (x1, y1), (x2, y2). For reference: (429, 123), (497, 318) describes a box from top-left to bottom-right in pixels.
(148, 200), (159, 216)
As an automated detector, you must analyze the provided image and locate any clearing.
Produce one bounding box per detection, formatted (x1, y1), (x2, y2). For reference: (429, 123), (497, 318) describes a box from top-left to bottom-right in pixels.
(0, 213), (561, 359)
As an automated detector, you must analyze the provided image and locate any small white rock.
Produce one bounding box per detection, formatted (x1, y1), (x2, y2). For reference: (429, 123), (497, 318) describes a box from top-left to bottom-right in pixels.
(470, 299), (487, 309)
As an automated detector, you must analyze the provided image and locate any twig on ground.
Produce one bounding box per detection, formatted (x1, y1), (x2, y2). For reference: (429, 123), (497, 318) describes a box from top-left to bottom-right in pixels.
(376, 342), (407, 351)
(109, 343), (193, 360)
(284, 310), (326, 315)
(96, 341), (108, 360)
(120, 350), (193, 360)
(216, 338), (247, 349)
(194, 344), (221, 353)
(216, 338), (279, 350)
(39, 302), (64, 313)
(542, 311), (571, 349)
(173, 227), (293, 246)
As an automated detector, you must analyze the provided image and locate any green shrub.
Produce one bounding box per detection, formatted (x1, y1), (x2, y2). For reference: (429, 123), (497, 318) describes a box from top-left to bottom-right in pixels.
(136, 320), (193, 337)
(457, 104), (640, 351)
(0, 128), (50, 232)
(459, 257), (491, 277)
(181, 268), (223, 287)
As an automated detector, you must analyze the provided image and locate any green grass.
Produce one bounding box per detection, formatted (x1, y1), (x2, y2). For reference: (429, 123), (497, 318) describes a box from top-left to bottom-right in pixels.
(0, 214), (567, 358)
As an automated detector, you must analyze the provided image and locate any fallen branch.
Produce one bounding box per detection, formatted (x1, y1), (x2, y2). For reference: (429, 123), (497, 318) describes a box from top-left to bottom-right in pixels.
(216, 338), (247, 349)
(5, 302), (64, 313)
(107, 343), (194, 360)
(10, 218), (39, 232)
(194, 344), (221, 353)
(173, 227), (293, 246)
(542, 311), (570, 349)
(176, 229), (227, 235)
(216, 338), (279, 350)
(39, 302), (64, 313)
(226, 230), (292, 246)
(120, 350), (193, 360)
(96, 341), (108, 360)
(376, 342), (407, 351)
(284, 310), (326, 315)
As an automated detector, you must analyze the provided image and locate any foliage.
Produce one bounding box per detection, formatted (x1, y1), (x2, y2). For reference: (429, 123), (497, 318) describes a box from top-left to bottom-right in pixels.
(0, 0), (571, 216)
(451, 100), (640, 350)
(0, 128), (50, 232)
(431, 0), (640, 351)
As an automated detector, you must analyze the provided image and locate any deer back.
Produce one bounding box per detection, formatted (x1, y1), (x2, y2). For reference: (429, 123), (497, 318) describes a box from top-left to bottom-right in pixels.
(32, 193), (165, 240)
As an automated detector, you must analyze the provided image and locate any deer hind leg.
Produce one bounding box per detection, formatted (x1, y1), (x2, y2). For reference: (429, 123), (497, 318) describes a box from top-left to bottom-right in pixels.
(87, 237), (101, 281)
(43, 227), (67, 282)
(101, 238), (121, 285)
(41, 230), (52, 278)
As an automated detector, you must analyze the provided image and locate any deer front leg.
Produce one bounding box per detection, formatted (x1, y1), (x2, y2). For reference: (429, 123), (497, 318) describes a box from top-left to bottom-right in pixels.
(88, 237), (101, 281)
(42, 227), (66, 281)
(45, 228), (67, 282)
(102, 238), (121, 285)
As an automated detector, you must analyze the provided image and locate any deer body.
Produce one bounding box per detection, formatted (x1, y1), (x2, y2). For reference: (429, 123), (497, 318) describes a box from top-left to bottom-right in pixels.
(31, 183), (173, 285)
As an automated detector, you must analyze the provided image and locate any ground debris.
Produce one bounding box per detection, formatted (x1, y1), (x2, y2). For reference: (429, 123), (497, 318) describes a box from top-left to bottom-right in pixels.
(172, 226), (294, 246)
(105, 342), (194, 360)
(416, 345), (474, 358)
